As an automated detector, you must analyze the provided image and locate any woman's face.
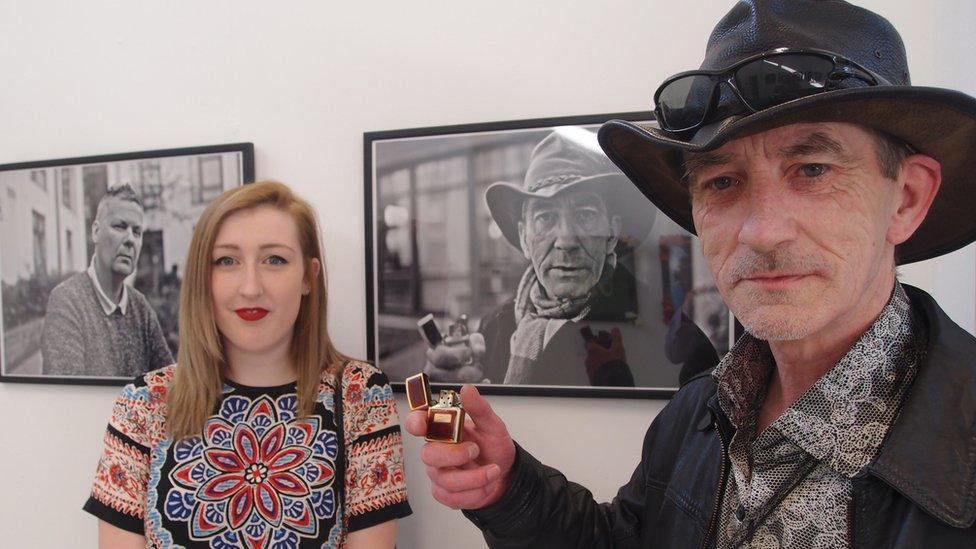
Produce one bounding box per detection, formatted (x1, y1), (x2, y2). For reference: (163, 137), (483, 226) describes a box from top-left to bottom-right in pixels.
(210, 205), (317, 365)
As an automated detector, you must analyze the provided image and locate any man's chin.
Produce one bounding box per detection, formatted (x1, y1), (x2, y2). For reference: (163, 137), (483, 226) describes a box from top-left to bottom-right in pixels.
(112, 263), (134, 277)
(543, 283), (590, 301)
(735, 304), (823, 341)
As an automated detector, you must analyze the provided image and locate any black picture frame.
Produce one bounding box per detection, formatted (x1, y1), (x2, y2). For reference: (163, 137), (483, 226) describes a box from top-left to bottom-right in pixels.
(365, 113), (732, 399)
(0, 142), (255, 386)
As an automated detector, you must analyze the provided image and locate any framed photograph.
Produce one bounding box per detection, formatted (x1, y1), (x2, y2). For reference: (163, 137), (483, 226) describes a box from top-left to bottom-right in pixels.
(0, 143), (254, 385)
(365, 114), (731, 398)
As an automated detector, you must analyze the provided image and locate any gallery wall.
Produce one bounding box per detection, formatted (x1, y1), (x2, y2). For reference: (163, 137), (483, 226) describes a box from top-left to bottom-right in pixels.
(1, 1), (974, 546)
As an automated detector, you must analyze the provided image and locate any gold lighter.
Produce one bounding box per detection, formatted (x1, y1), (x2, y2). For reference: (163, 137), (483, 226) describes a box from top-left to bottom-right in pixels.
(405, 372), (465, 443)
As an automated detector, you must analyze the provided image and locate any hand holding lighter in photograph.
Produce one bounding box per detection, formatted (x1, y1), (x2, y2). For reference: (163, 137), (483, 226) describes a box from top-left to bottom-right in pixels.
(417, 314), (487, 383)
(405, 372), (465, 443)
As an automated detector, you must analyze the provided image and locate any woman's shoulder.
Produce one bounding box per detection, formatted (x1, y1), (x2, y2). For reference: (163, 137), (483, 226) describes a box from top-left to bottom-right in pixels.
(118, 364), (177, 405)
(337, 360), (395, 391)
(108, 365), (176, 448)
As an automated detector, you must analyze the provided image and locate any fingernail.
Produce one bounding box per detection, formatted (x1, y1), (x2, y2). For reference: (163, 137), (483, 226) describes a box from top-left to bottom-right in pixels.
(486, 464), (500, 482)
(467, 444), (479, 460)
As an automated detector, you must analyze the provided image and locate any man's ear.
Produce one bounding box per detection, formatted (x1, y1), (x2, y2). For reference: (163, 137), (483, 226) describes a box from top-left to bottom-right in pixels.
(887, 153), (942, 246)
(304, 258), (321, 295)
(91, 220), (100, 245)
(608, 214), (622, 251)
(517, 221), (531, 261)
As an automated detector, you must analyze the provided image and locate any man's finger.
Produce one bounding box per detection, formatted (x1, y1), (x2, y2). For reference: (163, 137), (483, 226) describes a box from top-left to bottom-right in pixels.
(611, 327), (623, 347)
(426, 463), (501, 493)
(403, 410), (428, 437)
(420, 440), (480, 468)
(460, 384), (508, 436)
(431, 481), (500, 510)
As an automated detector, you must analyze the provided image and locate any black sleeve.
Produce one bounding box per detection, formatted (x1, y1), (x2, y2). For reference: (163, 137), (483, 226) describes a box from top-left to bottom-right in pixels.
(462, 440), (649, 549)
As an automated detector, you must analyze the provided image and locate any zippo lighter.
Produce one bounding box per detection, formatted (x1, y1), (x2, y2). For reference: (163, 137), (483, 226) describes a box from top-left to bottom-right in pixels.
(405, 372), (465, 444)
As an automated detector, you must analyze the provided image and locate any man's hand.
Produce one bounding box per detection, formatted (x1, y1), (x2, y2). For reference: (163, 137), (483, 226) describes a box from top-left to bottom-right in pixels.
(423, 333), (486, 383)
(584, 327), (626, 376)
(404, 384), (516, 510)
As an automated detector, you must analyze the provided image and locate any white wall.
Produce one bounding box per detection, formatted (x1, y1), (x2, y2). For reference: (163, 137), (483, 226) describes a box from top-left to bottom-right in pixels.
(1, 1), (973, 547)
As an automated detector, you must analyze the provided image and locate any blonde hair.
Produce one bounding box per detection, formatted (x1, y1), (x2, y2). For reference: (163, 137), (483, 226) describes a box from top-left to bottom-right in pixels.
(167, 181), (348, 440)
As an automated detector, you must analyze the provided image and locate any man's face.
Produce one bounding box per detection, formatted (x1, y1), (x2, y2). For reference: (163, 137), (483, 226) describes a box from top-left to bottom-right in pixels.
(518, 190), (620, 300)
(92, 198), (144, 279)
(688, 122), (903, 341)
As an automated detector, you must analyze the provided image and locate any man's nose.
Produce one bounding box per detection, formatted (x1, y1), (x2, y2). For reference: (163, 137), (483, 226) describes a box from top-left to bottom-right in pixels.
(553, 213), (580, 250)
(737, 177), (797, 253)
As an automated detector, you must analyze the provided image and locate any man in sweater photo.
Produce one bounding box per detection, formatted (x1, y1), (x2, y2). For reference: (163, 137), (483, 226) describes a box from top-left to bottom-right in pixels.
(40, 184), (173, 378)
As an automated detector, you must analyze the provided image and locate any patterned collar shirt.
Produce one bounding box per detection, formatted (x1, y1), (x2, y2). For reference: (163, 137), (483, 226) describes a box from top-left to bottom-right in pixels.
(711, 282), (925, 548)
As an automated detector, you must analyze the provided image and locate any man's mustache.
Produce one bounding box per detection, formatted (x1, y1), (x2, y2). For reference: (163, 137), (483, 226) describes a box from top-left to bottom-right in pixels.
(725, 249), (827, 284)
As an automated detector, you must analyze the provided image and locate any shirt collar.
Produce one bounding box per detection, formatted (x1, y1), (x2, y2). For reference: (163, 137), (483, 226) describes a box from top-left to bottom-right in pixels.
(713, 281), (923, 476)
(86, 258), (129, 316)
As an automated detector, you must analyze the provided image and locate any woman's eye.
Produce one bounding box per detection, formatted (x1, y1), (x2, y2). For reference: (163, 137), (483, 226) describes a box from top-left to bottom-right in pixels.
(213, 256), (235, 267)
(799, 164), (827, 178)
(267, 255), (288, 265)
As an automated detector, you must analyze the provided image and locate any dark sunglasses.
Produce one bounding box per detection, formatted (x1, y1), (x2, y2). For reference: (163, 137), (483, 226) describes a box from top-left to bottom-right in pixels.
(653, 48), (892, 135)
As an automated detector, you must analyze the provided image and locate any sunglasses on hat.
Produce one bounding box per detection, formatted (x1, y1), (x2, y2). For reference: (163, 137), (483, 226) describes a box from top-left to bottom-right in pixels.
(653, 48), (892, 135)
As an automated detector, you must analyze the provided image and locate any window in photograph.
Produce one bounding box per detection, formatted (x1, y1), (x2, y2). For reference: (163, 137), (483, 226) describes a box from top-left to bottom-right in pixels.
(32, 210), (47, 276)
(65, 229), (74, 272)
(31, 170), (47, 192)
(137, 161), (163, 210)
(194, 155), (224, 204)
(60, 168), (73, 210)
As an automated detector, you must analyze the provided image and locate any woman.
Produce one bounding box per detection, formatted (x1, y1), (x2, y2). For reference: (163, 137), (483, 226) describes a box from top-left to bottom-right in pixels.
(84, 181), (410, 547)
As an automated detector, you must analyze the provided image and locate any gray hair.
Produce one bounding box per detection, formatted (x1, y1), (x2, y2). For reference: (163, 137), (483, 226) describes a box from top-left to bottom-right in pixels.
(95, 183), (144, 221)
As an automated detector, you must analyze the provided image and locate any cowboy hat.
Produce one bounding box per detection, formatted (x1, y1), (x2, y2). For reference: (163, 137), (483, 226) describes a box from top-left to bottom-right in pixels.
(486, 127), (655, 252)
(598, 0), (976, 265)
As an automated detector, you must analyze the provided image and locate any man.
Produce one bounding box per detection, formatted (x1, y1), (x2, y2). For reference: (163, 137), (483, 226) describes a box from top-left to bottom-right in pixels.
(42, 184), (173, 377)
(407, 1), (976, 547)
(424, 128), (718, 387)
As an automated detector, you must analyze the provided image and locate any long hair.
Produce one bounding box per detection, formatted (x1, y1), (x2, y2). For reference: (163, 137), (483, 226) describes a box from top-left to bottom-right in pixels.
(167, 181), (348, 440)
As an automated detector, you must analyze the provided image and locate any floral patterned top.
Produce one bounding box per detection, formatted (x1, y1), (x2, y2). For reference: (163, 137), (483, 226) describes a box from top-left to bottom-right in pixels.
(712, 282), (924, 548)
(83, 361), (411, 548)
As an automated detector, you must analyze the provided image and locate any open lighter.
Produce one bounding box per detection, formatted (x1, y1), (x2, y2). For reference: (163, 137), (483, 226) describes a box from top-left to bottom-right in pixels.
(405, 372), (465, 444)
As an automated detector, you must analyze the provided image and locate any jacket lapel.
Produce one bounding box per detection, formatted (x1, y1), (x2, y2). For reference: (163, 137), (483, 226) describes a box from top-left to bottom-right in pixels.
(867, 285), (976, 528)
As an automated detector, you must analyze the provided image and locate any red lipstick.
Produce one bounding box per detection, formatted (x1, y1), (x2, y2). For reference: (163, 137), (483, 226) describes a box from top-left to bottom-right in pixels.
(235, 308), (268, 321)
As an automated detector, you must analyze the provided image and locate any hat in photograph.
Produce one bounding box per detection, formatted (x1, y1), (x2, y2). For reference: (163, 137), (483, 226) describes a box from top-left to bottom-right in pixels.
(486, 127), (655, 252)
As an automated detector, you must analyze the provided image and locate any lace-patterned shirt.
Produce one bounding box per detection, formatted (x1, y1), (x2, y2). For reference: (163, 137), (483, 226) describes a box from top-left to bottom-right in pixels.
(712, 283), (924, 548)
(83, 361), (411, 548)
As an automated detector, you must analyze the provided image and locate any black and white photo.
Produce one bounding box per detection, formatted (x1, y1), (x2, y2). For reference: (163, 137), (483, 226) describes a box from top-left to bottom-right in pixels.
(365, 114), (730, 398)
(0, 143), (254, 384)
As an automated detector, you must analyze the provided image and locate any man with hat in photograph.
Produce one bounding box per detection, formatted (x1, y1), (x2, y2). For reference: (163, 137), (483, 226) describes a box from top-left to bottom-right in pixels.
(423, 127), (719, 388)
(406, 0), (976, 546)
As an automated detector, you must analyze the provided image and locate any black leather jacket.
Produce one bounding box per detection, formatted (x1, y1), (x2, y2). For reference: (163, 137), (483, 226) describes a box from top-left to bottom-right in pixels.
(465, 286), (976, 547)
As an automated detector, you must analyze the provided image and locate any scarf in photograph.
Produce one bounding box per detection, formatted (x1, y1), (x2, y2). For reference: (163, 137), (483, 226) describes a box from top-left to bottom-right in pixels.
(505, 254), (616, 384)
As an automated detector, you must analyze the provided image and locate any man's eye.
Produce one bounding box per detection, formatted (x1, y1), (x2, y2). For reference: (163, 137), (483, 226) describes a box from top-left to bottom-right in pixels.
(576, 209), (598, 225)
(707, 176), (735, 191)
(799, 164), (827, 178)
(213, 256), (235, 267)
(267, 255), (288, 265)
(534, 212), (556, 230)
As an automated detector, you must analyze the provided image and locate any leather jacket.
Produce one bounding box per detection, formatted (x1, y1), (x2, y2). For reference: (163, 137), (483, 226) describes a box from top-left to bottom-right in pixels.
(465, 285), (976, 547)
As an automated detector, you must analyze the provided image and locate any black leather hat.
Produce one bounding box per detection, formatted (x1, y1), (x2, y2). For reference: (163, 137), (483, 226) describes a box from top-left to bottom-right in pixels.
(598, 0), (976, 265)
(486, 128), (654, 252)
